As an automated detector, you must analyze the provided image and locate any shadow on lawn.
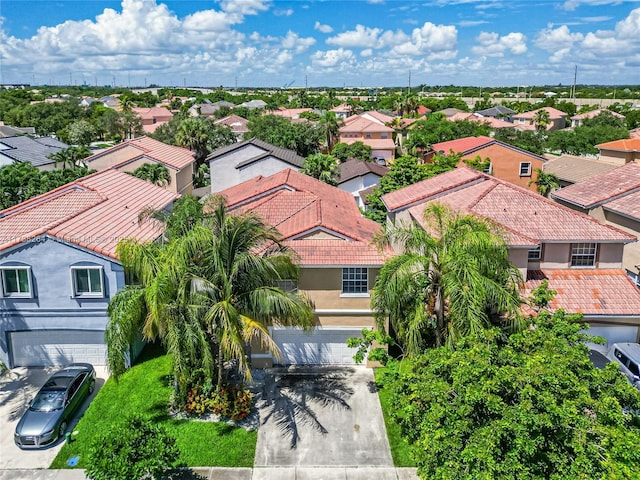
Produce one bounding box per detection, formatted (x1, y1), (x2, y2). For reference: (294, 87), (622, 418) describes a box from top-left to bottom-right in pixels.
(254, 367), (355, 449)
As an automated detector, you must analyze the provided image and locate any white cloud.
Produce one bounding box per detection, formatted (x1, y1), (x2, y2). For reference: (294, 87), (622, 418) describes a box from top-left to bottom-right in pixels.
(534, 25), (584, 51)
(326, 25), (384, 48)
(561, 0), (629, 11)
(390, 22), (458, 58)
(361, 48), (373, 57)
(274, 9), (294, 17)
(310, 48), (356, 68)
(281, 31), (316, 53)
(471, 31), (527, 57)
(458, 20), (489, 27)
(314, 21), (333, 33)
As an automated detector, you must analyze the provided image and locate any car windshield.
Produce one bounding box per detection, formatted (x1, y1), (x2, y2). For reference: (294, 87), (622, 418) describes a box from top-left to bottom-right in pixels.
(30, 390), (65, 412)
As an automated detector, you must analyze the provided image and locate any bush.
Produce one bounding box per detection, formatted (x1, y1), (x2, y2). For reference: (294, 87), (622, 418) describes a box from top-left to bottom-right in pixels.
(85, 415), (180, 480)
(184, 384), (252, 421)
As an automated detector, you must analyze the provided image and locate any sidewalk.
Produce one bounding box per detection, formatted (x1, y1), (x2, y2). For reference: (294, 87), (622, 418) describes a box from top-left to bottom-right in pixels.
(0, 467), (420, 479)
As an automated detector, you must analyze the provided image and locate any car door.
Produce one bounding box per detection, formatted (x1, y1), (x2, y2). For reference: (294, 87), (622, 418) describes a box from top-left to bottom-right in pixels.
(65, 374), (86, 418)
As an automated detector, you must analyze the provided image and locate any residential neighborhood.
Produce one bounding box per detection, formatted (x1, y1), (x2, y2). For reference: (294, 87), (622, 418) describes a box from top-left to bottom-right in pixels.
(1, 78), (640, 479)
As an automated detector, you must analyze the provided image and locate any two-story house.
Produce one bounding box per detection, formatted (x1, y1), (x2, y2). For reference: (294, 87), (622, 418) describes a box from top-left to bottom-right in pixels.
(219, 169), (389, 366)
(84, 136), (195, 195)
(512, 107), (567, 131)
(0, 169), (177, 368)
(131, 107), (173, 135)
(338, 113), (396, 164)
(338, 159), (388, 209)
(596, 138), (640, 165)
(570, 109), (625, 128)
(431, 136), (547, 191)
(381, 166), (640, 345)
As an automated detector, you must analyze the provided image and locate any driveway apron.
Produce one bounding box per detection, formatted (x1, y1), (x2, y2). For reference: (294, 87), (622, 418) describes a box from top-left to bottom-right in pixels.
(253, 367), (394, 467)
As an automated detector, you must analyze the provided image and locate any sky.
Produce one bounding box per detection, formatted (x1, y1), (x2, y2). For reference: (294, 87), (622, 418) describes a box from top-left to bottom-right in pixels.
(1, 0), (639, 88)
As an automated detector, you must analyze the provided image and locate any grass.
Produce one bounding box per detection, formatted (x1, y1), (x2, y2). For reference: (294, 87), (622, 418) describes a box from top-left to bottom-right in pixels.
(374, 367), (416, 467)
(50, 344), (257, 469)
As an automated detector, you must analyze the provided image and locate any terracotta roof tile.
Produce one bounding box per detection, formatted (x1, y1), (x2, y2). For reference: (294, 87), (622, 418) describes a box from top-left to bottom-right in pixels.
(525, 269), (640, 316)
(543, 155), (619, 183)
(514, 107), (568, 120)
(339, 116), (394, 133)
(285, 239), (388, 266)
(552, 162), (640, 208)
(0, 169), (177, 259)
(433, 136), (494, 154)
(597, 138), (640, 152)
(603, 189), (640, 220)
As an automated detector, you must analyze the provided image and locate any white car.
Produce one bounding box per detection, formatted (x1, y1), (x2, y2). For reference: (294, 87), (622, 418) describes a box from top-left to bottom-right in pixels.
(607, 343), (640, 390)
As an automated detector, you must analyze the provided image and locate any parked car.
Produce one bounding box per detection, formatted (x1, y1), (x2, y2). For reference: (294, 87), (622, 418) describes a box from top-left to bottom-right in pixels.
(589, 349), (610, 370)
(607, 343), (640, 390)
(14, 363), (96, 449)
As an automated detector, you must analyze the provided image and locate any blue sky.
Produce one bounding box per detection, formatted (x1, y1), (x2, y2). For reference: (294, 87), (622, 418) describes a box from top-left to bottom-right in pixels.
(1, 0), (639, 88)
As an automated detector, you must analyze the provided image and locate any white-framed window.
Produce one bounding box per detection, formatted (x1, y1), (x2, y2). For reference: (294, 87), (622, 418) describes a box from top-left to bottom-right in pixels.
(570, 243), (597, 267)
(519, 162), (532, 176)
(0, 266), (32, 297)
(70, 266), (104, 297)
(528, 245), (542, 261)
(342, 267), (368, 295)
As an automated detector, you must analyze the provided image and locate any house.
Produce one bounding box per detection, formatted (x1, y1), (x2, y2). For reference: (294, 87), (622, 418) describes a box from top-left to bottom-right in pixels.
(382, 166), (640, 345)
(238, 99), (267, 110)
(219, 169), (389, 366)
(543, 154), (619, 188)
(330, 104), (352, 119)
(596, 138), (640, 165)
(131, 107), (173, 134)
(0, 169), (177, 367)
(475, 105), (516, 122)
(570, 109), (625, 128)
(84, 136), (195, 194)
(551, 162), (640, 287)
(338, 159), (388, 209)
(431, 135), (547, 190)
(0, 122), (36, 138)
(512, 107), (567, 131)
(214, 114), (249, 141)
(0, 136), (69, 170)
(445, 112), (515, 130)
(437, 108), (468, 118)
(270, 108), (312, 119)
(339, 113), (395, 164)
(207, 138), (304, 193)
(188, 100), (235, 118)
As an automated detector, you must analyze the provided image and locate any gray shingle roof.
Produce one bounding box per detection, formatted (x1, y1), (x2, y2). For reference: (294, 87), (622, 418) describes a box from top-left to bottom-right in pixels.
(475, 106), (516, 117)
(338, 159), (388, 184)
(207, 138), (304, 168)
(0, 136), (68, 167)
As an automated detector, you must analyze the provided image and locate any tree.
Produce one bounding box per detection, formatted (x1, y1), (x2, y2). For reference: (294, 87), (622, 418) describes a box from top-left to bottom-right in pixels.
(529, 168), (559, 197)
(331, 141), (372, 162)
(119, 111), (143, 140)
(319, 111), (344, 152)
(493, 128), (545, 155)
(48, 146), (91, 169)
(117, 95), (134, 112)
(85, 415), (179, 480)
(65, 119), (97, 146)
(533, 108), (551, 132)
(246, 114), (323, 157)
(381, 311), (640, 479)
(176, 117), (210, 165)
(131, 163), (171, 187)
(373, 203), (522, 352)
(301, 154), (340, 186)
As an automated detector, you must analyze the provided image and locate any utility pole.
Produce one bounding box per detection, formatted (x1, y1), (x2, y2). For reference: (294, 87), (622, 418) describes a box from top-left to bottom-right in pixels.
(408, 71), (411, 95)
(572, 65), (577, 101)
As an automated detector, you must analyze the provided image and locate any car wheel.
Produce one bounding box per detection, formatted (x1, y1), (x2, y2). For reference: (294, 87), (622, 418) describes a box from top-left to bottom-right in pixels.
(58, 421), (68, 439)
(89, 379), (96, 394)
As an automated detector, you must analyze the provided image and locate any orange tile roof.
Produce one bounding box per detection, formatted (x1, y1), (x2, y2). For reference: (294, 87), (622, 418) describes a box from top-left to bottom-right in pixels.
(388, 166), (635, 243)
(552, 162), (640, 208)
(341, 137), (395, 150)
(85, 136), (194, 171)
(219, 169), (388, 266)
(602, 189), (640, 220)
(0, 169), (177, 259)
(339, 116), (394, 134)
(596, 138), (640, 152)
(525, 269), (640, 316)
(514, 107), (568, 120)
(433, 136), (494, 154)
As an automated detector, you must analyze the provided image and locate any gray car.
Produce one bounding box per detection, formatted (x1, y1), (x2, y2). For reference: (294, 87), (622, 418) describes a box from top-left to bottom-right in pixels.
(14, 363), (96, 449)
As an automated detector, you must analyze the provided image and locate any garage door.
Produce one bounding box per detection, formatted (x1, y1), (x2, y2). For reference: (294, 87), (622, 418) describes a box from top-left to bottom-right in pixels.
(585, 324), (639, 346)
(9, 330), (107, 367)
(272, 328), (364, 365)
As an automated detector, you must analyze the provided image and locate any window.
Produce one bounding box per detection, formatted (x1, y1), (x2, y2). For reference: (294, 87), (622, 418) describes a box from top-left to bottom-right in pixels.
(627, 269), (640, 288)
(342, 267), (368, 294)
(528, 245), (542, 261)
(519, 162), (532, 176)
(483, 162), (493, 175)
(274, 279), (297, 293)
(1, 267), (32, 297)
(71, 267), (104, 297)
(570, 243), (597, 267)
(381, 133), (388, 139)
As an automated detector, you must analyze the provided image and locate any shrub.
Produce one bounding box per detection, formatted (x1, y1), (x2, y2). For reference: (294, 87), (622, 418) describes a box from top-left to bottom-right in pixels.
(85, 415), (180, 480)
(183, 384), (252, 420)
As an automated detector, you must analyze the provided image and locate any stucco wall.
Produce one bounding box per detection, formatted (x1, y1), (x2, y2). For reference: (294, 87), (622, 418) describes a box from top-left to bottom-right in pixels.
(238, 157), (300, 183)
(87, 146), (142, 170)
(538, 242), (623, 269)
(0, 238), (123, 365)
(604, 210), (640, 275)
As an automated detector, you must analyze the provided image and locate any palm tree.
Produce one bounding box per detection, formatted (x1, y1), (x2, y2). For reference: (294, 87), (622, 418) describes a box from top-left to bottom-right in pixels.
(118, 95), (135, 112)
(529, 168), (559, 197)
(301, 154), (340, 186)
(533, 109), (551, 132)
(319, 111), (344, 152)
(176, 118), (210, 165)
(48, 146), (91, 169)
(132, 163), (171, 187)
(373, 203), (523, 354)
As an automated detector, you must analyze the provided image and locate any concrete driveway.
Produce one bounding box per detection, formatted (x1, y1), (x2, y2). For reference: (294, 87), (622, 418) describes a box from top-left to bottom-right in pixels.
(0, 365), (109, 469)
(253, 367), (393, 467)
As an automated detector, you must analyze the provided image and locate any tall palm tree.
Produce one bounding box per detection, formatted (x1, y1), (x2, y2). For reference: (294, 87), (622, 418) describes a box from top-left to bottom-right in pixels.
(533, 109), (551, 132)
(118, 95), (135, 112)
(529, 168), (559, 197)
(373, 203), (523, 354)
(176, 118), (210, 165)
(301, 154), (340, 186)
(48, 146), (91, 169)
(132, 163), (172, 187)
(319, 111), (344, 152)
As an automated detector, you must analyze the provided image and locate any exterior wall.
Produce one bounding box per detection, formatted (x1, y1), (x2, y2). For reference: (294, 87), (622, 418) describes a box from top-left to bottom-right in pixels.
(0, 238), (123, 366)
(87, 146), (142, 170)
(539, 242), (623, 269)
(598, 150), (632, 166)
(508, 248), (530, 279)
(174, 163), (194, 194)
(603, 210), (640, 276)
(339, 174), (382, 208)
(238, 157), (300, 184)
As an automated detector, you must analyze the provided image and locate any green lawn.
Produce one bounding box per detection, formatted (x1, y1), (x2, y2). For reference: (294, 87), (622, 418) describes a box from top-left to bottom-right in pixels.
(51, 344), (257, 469)
(375, 367), (416, 467)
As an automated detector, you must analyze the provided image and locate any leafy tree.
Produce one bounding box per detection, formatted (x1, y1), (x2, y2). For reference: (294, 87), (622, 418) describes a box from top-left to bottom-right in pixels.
(546, 122), (629, 156)
(493, 128), (545, 155)
(119, 111), (143, 140)
(364, 154), (458, 224)
(301, 154), (340, 186)
(529, 168), (559, 197)
(331, 141), (373, 162)
(85, 415), (179, 480)
(404, 114), (490, 155)
(246, 114), (323, 157)
(131, 163), (171, 187)
(582, 110), (626, 129)
(624, 109), (640, 129)
(319, 111), (344, 151)
(373, 203), (522, 351)
(63, 119), (97, 146)
(381, 311), (640, 479)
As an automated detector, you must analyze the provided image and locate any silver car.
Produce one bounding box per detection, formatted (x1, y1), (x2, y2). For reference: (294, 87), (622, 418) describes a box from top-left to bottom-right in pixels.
(14, 363), (96, 449)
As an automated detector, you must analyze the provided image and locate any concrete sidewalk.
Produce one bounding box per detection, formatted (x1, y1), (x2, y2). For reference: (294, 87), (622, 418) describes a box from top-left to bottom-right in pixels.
(0, 467), (420, 479)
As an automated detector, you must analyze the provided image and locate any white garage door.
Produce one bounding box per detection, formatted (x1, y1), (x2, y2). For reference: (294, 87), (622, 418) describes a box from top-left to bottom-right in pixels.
(585, 324), (639, 346)
(9, 330), (107, 367)
(272, 328), (364, 365)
